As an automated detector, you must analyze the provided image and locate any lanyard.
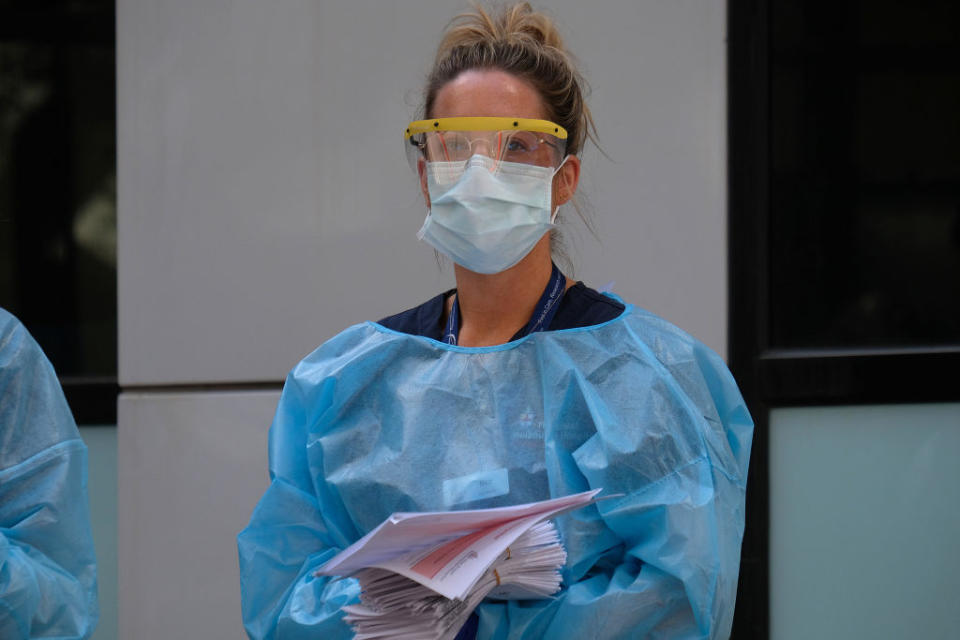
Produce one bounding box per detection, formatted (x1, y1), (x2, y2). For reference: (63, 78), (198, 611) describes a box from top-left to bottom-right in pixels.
(443, 263), (566, 345)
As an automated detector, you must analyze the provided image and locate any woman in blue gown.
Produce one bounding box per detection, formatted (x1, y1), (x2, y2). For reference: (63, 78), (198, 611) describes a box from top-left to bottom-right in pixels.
(238, 3), (752, 638)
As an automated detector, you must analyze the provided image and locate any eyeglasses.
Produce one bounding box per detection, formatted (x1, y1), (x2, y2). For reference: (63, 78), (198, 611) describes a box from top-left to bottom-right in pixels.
(405, 117), (568, 170)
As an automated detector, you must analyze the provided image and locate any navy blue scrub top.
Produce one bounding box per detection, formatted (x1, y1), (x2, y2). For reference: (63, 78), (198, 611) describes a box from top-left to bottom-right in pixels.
(377, 281), (625, 340)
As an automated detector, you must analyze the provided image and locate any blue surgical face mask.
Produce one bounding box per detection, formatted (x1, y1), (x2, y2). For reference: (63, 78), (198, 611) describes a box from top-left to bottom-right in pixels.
(417, 154), (566, 275)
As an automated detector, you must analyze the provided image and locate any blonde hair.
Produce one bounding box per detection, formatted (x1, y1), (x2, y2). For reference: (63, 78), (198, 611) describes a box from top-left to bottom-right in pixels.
(423, 2), (597, 157)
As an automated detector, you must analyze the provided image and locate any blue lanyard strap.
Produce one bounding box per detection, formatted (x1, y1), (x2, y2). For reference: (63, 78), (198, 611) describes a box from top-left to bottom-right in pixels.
(443, 263), (566, 346)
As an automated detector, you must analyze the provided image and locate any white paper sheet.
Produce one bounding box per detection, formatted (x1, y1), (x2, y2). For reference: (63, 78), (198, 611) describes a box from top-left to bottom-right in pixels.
(343, 521), (568, 640)
(316, 488), (601, 600)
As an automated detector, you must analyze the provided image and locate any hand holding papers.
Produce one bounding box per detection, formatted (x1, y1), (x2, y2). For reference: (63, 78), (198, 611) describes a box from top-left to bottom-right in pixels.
(315, 489), (604, 640)
(343, 522), (565, 640)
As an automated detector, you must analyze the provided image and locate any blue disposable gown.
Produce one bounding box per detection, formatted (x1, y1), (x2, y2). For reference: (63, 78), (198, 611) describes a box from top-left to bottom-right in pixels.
(0, 309), (99, 639)
(238, 302), (752, 639)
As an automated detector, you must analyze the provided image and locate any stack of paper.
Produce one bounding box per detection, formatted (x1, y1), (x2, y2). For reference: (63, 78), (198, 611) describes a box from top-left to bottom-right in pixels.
(343, 521), (565, 640)
(315, 489), (602, 640)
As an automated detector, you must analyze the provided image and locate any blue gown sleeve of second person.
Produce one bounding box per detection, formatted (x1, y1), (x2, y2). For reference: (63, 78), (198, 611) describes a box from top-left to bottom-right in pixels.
(0, 309), (99, 640)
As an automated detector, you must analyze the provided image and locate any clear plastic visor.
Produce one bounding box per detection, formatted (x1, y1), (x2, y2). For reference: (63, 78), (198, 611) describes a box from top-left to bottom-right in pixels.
(406, 129), (567, 173)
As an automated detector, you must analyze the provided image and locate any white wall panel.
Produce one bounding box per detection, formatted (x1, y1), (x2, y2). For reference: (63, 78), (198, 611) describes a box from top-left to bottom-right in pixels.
(557, 0), (728, 357)
(117, 391), (277, 640)
(118, 0), (728, 386)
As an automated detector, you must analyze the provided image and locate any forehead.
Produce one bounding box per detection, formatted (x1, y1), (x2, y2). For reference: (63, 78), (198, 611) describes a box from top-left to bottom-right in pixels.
(432, 69), (548, 120)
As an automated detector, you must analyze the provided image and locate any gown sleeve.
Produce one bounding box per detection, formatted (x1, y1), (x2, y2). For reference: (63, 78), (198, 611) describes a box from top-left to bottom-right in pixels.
(474, 337), (753, 640)
(237, 369), (360, 640)
(0, 312), (99, 639)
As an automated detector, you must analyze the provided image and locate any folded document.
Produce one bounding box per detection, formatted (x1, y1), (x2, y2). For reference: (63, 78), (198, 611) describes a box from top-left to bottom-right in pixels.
(315, 489), (604, 640)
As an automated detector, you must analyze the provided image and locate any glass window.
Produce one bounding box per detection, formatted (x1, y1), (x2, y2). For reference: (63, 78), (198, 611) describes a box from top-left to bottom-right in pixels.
(0, 1), (116, 379)
(768, 0), (960, 349)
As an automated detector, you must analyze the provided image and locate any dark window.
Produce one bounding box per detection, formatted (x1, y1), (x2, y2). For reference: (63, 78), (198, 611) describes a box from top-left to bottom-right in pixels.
(768, 1), (960, 349)
(0, 0), (117, 423)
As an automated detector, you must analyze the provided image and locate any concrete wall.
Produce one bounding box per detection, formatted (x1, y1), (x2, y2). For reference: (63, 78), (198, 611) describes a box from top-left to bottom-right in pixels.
(117, 1), (728, 636)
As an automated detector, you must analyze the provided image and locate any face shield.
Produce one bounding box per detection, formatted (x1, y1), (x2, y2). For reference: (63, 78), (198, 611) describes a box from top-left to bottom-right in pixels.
(405, 117), (568, 183)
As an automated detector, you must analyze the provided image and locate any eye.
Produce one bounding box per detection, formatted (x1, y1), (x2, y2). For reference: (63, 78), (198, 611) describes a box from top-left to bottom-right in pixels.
(443, 133), (471, 152)
(504, 132), (539, 154)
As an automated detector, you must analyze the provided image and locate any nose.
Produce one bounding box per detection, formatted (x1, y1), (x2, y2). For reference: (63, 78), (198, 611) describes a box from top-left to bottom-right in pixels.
(470, 136), (496, 159)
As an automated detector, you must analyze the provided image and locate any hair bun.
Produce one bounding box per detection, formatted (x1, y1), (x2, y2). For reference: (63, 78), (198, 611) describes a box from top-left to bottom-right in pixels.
(437, 2), (565, 61)
(424, 2), (596, 158)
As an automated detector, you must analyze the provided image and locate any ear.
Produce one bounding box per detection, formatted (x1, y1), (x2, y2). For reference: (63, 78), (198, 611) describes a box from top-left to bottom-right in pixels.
(418, 157), (431, 209)
(552, 155), (581, 209)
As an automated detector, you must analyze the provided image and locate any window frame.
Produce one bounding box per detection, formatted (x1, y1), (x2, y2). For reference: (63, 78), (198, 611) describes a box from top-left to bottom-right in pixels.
(727, 0), (960, 635)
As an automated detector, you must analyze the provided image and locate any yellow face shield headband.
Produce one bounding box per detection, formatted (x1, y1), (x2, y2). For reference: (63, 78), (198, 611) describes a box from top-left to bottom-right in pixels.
(405, 117), (568, 170)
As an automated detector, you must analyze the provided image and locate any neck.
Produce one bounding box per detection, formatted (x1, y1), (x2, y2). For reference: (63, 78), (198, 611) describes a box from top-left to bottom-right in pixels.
(452, 237), (560, 347)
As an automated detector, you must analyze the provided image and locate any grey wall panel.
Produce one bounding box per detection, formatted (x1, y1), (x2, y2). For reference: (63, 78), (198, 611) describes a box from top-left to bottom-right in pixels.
(118, 0), (727, 386)
(117, 391), (277, 640)
(555, 0), (728, 356)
